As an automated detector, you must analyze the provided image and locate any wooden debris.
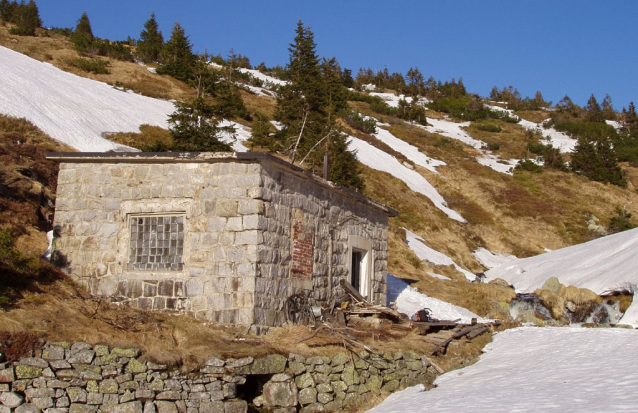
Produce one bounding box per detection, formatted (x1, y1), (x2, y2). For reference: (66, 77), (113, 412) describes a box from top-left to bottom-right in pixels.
(430, 324), (491, 355)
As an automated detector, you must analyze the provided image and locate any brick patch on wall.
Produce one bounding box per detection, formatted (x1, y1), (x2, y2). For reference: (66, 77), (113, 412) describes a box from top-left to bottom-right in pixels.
(291, 220), (314, 279)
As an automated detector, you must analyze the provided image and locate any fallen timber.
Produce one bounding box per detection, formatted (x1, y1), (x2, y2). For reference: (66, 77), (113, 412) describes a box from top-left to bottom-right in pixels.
(287, 280), (499, 372)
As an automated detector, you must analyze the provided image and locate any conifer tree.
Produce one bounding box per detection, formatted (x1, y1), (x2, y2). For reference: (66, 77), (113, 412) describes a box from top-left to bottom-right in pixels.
(72, 11), (94, 53)
(136, 12), (163, 63)
(157, 22), (195, 82)
(586, 94), (604, 122)
(602, 94), (616, 121)
(8, 0), (40, 36)
(274, 21), (363, 190)
(0, 0), (14, 24)
(168, 97), (232, 152)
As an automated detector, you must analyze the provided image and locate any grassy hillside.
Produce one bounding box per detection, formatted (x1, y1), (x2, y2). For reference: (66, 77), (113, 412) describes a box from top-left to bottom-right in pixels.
(1, 20), (637, 328)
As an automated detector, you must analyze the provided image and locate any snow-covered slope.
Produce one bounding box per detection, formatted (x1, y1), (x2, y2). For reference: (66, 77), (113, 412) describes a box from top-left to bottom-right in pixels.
(349, 137), (465, 222)
(484, 227), (638, 295)
(0, 46), (174, 151)
(405, 229), (475, 280)
(388, 274), (485, 323)
(368, 326), (638, 412)
(418, 117), (518, 175)
(371, 123), (445, 173)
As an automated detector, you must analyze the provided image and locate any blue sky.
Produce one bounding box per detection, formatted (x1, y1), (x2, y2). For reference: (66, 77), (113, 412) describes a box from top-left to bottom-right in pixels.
(37, 1), (638, 108)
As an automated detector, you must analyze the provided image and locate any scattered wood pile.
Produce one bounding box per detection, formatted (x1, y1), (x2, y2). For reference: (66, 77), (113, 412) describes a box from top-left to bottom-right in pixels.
(290, 280), (500, 366)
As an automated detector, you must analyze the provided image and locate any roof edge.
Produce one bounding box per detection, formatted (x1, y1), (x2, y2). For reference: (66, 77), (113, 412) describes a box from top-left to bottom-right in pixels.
(47, 151), (399, 217)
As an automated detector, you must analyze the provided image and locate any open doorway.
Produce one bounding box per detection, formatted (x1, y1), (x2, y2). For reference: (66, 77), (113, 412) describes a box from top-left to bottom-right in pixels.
(348, 235), (373, 300)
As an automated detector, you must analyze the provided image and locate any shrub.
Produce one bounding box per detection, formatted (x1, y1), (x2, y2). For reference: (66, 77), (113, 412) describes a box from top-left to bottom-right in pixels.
(609, 206), (636, 234)
(515, 159), (543, 173)
(340, 109), (377, 134)
(66, 57), (110, 74)
(478, 123), (502, 133)
(0, 331), (42, 362)
(486, 142), (500, 151)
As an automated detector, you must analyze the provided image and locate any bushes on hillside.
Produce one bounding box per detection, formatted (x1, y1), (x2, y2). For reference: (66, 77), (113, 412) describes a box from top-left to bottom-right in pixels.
(2, 0), (41, 36)
(65, 57), (110, 74)
(341, 109), (377, 134)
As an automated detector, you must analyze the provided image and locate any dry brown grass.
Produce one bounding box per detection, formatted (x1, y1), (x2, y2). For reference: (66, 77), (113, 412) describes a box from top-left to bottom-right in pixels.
(106, 124), (172, 149)
(515, 110), (551, 123)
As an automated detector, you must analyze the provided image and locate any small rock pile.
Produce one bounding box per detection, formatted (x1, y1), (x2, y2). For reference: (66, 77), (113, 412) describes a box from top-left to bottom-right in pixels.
(0, 342), (437, 412)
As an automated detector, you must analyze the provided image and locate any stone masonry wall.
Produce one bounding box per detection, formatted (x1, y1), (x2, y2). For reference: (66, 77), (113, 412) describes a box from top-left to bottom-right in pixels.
(53, 156), (391, 329)
(253, 162), (389, 326)
(54, 160), (263, 327)
(0, 342), (435, 412)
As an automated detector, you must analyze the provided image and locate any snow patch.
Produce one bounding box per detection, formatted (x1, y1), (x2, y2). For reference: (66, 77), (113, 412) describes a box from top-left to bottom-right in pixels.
(388, 274), (484, 323)
(0, 46), (174, 152)
(371, 122), (445, 173)
(348, 137), (465, 222)
(418, 118), (517, 175)
(368, 327), (638, 412)
(485, 227), (638, 295)
(405, 229), (475, 280)
(473, 247), (517, 270)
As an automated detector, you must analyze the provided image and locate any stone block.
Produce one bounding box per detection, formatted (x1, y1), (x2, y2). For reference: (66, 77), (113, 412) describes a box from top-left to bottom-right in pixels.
(15, 364), (42, 379)
(298, 387), (317, 405)
(14, 404), (40, 413)
(66, 387), (87, 403)
(199, 401), (224, 413)
(0, 391), (24, 408)
(0, 368), (15, 382)
(216, 201), (238, 217)
(155, 401), (178, 413)
(262, 381), (298, 408)
(223, 400), (247, 413)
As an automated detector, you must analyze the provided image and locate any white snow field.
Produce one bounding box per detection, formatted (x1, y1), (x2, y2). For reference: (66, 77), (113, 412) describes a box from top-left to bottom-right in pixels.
(473, 247), (518, 269)
(418, 117), (518, 175)
(484, 227), (638, 296)
(348, 137), (465, 222)
(405, 229), (475, 280)
(486, 103), (577, 153)
(368, 92), (415, 108)
(0, 46), (174, 151)
(387, 275), (484, 323)
(369, 326), (638, 413)
(372, 124), (446, 173)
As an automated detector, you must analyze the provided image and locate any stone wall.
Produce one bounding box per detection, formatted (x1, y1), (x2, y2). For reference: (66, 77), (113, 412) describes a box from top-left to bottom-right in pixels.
(51, 153), (394, 330)
(0, 342), (436, 412)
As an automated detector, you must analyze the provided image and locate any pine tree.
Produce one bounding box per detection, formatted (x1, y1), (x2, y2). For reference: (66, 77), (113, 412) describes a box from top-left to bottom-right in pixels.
(8, 0), (40, 36)
(157, 22), (195, 82)
(602, 94), (616, 121)
(168, 97), (232, 152)
(136, 13), (164, 63)
(274, 21), (363, 190)
(586, 94), (604, 122)
(0, 0), (16, 25)
(72, 11), (94, 53)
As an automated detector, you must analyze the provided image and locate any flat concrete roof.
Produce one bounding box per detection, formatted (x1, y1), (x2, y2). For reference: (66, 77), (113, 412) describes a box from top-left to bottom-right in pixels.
(47, 152), (399, 217)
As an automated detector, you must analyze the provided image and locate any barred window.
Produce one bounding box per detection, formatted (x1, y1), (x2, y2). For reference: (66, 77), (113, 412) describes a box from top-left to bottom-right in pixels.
(128, 215), (184, 271)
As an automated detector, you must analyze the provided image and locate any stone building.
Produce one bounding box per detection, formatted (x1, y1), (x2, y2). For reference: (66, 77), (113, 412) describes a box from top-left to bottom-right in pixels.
(49, 152), (397, 329)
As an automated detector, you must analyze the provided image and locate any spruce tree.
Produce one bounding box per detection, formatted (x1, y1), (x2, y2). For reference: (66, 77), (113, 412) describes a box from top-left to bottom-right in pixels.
(72, 11), (94, 53)
(586, 94), (604, 122)
(602, 94), (616, 121)
(136, 12), (163, 63)
(157, 22), (195, 82)
(8, 0), (40, 36)
(274, 21), (363, 190)
(168, 97), (232, 152)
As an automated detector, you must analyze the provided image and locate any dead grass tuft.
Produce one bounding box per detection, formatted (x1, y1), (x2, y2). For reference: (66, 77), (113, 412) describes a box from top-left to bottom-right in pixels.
(0, 330), (42, 362)
(106, 124), (172, 150)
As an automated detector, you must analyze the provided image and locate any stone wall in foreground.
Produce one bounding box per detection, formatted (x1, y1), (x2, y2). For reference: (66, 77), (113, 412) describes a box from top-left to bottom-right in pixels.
(0, 341), (436, 412)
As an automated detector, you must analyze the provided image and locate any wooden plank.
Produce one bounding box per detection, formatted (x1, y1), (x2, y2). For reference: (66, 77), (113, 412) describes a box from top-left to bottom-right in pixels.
(340, 279), (369, 304)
